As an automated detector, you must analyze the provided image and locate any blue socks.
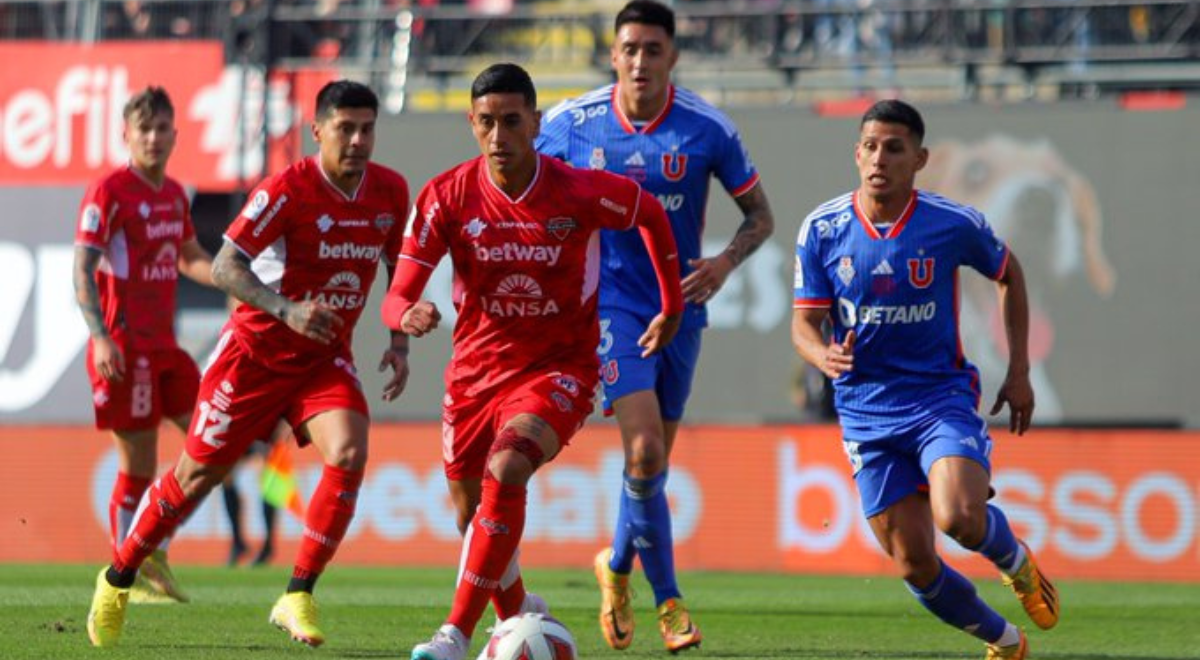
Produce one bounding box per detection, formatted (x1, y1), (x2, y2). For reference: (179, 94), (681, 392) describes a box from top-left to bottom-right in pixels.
(907, 560), (1007, 643)
(969, 504), (1023, 573)
(609, 471), (681, 606)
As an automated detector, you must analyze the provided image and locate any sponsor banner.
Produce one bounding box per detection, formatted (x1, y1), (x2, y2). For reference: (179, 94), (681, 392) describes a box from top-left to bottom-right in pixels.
(2, 424), (1198, 582)
(0, 42), (308, 190)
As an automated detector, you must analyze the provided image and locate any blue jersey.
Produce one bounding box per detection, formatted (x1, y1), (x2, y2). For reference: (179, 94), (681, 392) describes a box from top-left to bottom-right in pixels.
(538, 84), (759, 330)
(793, 190), (1010, 435)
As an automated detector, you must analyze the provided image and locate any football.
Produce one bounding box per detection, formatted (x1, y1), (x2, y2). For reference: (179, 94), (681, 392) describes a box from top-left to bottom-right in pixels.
(483, 612), (577, 660)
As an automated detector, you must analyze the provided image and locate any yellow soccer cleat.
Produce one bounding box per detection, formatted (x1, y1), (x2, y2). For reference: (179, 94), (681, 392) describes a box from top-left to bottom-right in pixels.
(87, 568), (130, 647)
(657, 598), (702, 654)
(140, 550), (189, 603)
(1003, 541), (1059, 630)
(269, 591), (326, 647)
(986, 629), (1028, 660)
(594, 548), (635, 650)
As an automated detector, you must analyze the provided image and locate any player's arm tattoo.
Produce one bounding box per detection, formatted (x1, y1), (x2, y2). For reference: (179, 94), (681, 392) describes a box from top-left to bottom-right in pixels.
(211, 242), (292, 321)
(72, 246), (110, 339)
(722, 183), (775, 267)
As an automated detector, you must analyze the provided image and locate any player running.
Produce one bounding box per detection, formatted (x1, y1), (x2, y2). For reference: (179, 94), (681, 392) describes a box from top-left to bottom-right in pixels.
(74, 86), (213, 604)
(86, 80), (410, 648)
(792, 99), (1059, 660)
(537, 1), (775, 652)
(381, 63), (683, 660)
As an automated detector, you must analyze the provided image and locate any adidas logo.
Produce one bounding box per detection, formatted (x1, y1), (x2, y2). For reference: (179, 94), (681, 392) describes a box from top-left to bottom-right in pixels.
(624, 151), (646, 167)
(872, 259), (894, 276)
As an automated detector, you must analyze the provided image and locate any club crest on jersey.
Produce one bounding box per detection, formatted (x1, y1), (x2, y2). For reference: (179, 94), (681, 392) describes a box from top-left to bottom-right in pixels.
(317, 214), (335, 233)
(547, 216), (576, 240)
(138, 202), (151, 219)
(589, 147), (607, 170)
(464, 217), (487, 239)
(662, 149), (688, 182)
(907, 257), (935, 289)
(602, 359), (619, 385)
(836, 256), (855, 286)
(375, 213), (395, 234)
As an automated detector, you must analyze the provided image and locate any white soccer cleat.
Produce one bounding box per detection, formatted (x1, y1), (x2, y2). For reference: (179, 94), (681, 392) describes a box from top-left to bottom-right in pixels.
(412, 623), (469, 660)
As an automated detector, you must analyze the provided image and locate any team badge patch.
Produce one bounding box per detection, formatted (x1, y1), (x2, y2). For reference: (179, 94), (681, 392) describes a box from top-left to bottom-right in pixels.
(602, 359), (619, 385)
(907, 257), (935, 288)
(661, 149), (688, 182)
(80, 204), (101, 232)
(138, 202), (151, 219)
(243, 190), (270, 220)
(551, 391), (573, 413)
(836, 256), (855, 286)
(547, 217), (576, 240)
(589, 147), (607, 170)
(375, 213), (396, 234)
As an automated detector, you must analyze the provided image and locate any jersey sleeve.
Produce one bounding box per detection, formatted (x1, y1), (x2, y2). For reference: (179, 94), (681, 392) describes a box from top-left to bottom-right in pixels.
(225, 175), (293, 258)
(400, 183), (449, 270)
(535, 101), (570, 159)
(793, 215), (832, 308)
(75, 180), (115, 249)
(383, 177), (410, 265)
(593, 173), (643, 231)
(957, 207), (1010, 280)
(714, 125), (760, 198)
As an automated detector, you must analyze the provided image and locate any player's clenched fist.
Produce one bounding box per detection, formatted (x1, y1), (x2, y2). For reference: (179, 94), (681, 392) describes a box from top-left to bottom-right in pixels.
(400, 300), (441, 337)
(283, 300), (345, 345)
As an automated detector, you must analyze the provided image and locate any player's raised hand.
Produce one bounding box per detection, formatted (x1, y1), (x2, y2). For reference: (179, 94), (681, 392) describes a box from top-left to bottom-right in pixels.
(990, 372), (1035, 435)
(401, 300), (441, 337)
(637, 312), (682, 358)
(681, 254), (735, 304)
(283, 300), (345, 345)
(379, 347), (410, 401)
(92, 335), (126, 383)
(820, 329), (856, 380)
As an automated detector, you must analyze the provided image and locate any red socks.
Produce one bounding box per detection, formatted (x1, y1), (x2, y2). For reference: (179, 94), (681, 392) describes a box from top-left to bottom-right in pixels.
(449, 479), (527, 637)
(114, 469), (192, 573)
(292, 465), (363, 581)
(109, 472), (151, 556)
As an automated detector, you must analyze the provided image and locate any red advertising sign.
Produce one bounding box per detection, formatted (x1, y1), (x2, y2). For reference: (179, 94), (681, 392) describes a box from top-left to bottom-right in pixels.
(0, 42), (306, 191)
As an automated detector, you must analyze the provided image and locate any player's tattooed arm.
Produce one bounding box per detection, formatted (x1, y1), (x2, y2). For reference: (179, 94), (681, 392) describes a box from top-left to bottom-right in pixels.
(72, 246), (110, 339)
(211, 242), (293, 321)
(723, 182), (775, 267)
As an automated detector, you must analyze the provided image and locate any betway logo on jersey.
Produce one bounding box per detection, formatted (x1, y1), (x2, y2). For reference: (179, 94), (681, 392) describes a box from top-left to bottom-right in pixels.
(304, 271), (365, 310)
(837, 298), (936, 326)
(481, 274), (560, 317)
(319, 241), (382, 261)
(145, 221), (184, 240)
(474, 243), (561, 266)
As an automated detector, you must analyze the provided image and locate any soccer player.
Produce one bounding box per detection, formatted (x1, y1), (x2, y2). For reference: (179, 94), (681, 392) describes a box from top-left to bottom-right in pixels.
(73, 86), (213, 604)
(791, 100), (1059, 660)
(381, 63), (683, 660)
(536, 1), (775, 652)
(86, 80), (410, 648)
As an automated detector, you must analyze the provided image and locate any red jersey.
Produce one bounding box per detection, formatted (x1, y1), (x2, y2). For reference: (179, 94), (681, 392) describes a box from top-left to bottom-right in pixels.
(75, 166), (195, 351)
(226, 157), (408, 373)
(401, 154), (646, 397)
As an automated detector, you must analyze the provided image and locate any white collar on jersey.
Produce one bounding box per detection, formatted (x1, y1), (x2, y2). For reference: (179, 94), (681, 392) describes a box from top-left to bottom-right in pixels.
(315, 156), (366, 201)
(483, 153), (542, 204)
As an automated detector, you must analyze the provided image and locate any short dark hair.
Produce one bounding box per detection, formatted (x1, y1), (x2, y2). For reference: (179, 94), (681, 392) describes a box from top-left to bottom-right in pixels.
(123, 86), (173, 123)
(315, 80), (379, 120)
(861, 99), (925, 143)
(471, 63), (537, 108)
(616, 0), (675, 38)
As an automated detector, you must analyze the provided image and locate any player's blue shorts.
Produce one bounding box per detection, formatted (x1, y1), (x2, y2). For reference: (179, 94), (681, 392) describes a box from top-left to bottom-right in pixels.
(597, 307), (701, 422)
(843, 404), (993, 518)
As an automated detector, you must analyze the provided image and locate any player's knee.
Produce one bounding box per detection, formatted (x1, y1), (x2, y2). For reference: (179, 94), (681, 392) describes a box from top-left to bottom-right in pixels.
(935, 504), (987, 547)
(326, 439), (369, 472)
(625, 433), (666, 477)
(174, 458), (229, 501)
(486, 428), (544, 485)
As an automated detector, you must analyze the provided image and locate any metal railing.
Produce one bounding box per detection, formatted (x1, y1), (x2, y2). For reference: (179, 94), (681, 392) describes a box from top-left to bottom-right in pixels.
(3, 0), (1199, 107)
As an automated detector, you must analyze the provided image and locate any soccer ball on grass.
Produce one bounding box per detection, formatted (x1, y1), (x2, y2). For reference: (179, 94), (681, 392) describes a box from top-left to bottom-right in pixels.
(483, 612), (577, 660)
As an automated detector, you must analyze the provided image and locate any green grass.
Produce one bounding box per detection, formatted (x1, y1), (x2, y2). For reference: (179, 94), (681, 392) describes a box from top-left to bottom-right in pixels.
(1, 564), (1198, 659)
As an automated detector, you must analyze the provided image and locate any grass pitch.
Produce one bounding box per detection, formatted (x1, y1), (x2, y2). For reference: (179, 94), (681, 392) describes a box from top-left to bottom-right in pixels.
(1, 564), (1198, 659)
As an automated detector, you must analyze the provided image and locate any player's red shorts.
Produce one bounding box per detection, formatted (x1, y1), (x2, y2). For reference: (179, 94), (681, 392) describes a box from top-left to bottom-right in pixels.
(186, 331), (369, 465)
(442, 368), (597, 481)
(87, 343), (200, 432)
